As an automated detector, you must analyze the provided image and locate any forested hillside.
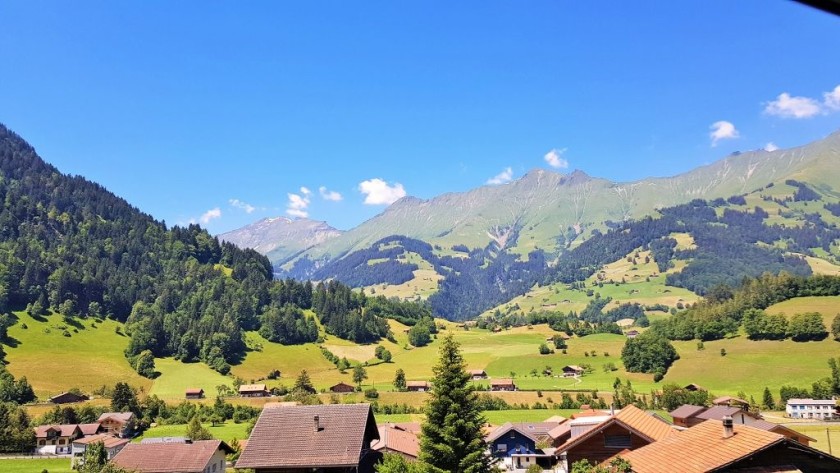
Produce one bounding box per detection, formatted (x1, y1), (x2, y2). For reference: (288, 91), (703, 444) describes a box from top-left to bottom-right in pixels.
(0, 124), (425, 375)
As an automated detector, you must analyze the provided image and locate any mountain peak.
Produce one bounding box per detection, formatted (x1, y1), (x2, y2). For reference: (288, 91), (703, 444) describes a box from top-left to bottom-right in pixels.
(219, 216), (342, 258)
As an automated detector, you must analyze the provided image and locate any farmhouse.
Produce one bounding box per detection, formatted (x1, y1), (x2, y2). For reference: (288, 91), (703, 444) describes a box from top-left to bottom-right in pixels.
(372, 423), (420, 460)
(786, 398), (838, 420)
(239, 383), (269, 397)
(669, 404), (816, 445)
(406, 381), (431, 392)
(619, 418), (840, 472)
(185, 388), (204, 399)
(711, 395), (749, 408)
(71, 434), (129, 469)
(329, 382), (356, 393)
(34, 424), (83, 455)
(111, 439), (232, 473)
(555, 405), (676, 471)
(236, 403), (381, 472)
(562, 365), (585, 377)
(49, 391), (89, 404)
(468, 369), (488, 380)
(487, 422), (563, 471)
(97, 412), (135, 438)
(490, 378), (516, 391)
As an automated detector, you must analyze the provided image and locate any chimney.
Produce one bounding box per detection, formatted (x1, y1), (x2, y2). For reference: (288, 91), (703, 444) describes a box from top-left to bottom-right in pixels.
(314, 415), (320, 432)
(722, 415), (734, 439)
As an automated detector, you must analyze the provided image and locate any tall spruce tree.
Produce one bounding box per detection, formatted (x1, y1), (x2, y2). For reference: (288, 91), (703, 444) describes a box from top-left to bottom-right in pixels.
(419, 333), (492, 473)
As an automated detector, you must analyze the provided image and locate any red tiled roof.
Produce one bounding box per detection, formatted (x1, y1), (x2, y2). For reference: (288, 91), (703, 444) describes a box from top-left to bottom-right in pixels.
(73, 434), (130, 449)
(78, 423), (102, 436)
(111, 440), (230, 472)
(34, 424), (80, 438)
(557, 405), (675, 454)
(619, 421), (785, 473)
(372, 425), (420, 458)
(97, 412), (134, 423)
(235, 403), (379, 469)
(185, 388), (203, 395)
(547, 422), (571, 440)
(669, 404), (707, 419)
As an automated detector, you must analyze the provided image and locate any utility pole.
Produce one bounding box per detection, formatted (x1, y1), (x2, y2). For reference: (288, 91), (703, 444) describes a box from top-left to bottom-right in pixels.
(827, 427), (833, 456)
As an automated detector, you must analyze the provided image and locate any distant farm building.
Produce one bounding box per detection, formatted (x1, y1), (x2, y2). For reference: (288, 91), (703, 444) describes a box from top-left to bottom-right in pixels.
(49, 392), (89, 404)
(329, 382), (356, 393)
(239, 384), (269, 398)
(406, 381), (431, 392)
(490, 378), (516, 391)
(625, 330), (640, 338)
(468, 369), (488, 380)
(185, 388), (204, 400)
(97, 412), (135, 438)
(562, 365), (585, 377)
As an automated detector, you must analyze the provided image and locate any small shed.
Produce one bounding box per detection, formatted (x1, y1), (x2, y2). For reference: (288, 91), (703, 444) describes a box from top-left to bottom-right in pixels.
(49, 392), (89, 404)
(490, 378), (516, 391)
(239, 384), (269, 398)
(329, 382), (356, 393)
(406, 381), (431, 392)
(562, 365), (585, 377)
(185, 388), (204, 400)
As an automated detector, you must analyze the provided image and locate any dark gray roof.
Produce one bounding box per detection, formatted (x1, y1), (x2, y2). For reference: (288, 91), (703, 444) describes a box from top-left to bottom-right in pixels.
(669, 404), (707, 419)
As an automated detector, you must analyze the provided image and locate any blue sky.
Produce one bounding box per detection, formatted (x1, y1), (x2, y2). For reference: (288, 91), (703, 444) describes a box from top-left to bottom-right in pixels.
(1, 1), (839, 232)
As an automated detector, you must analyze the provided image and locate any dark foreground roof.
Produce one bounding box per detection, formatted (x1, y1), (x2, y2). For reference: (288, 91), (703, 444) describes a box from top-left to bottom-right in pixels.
(236, 403), (379, 469)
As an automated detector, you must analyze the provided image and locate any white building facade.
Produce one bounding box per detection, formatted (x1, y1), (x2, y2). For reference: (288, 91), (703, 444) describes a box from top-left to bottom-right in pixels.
(786, 399), (837, 420)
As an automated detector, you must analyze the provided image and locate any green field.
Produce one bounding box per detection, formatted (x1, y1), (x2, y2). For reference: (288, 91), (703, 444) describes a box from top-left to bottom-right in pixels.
(138, 421), (251, 444)
(0, 457), (73, 473)
(149, 358), (236, 400)
(765, 296), (840, 327)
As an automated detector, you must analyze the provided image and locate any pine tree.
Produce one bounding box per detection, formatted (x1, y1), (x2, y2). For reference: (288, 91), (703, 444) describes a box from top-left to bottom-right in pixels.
(185, 416), (213, 440)
(393, 369), (407, 391)
(762, 387), (774, 410)
(111, 382), (140, 415)
(419, 333), (492, 473)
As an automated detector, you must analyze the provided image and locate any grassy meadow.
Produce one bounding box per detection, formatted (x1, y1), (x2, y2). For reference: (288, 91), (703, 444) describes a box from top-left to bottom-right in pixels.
(0, 457), (73, 473)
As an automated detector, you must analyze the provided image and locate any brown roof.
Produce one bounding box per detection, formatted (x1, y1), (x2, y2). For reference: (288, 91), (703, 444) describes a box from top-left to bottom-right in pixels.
(490, 378), (515, 386)
(236, 403), (379, 469)
(713, 395), (750, 406)
(406, 381), (430, 388)
(34, 424), (80, 438)
(97, 412), (134, 423)
(238, 384), (267, 392)
(618, 421), (787, 473)
(185, 388), (203, 395)
(468, 369), (487, 375)
(548, 422), (571, 440)
(111, 439), (231, 473)
(73, 434), (130, 449)
(372, 425), (420, 458)
(557, 405), (675, 454)
(79, 423), (102, 436)
(486, 422), (560, 443)
(562, 365), (585, 372)
(695, 405), (748, 421)
(669, 404), (707, 419)
(749, 420), (817, 443)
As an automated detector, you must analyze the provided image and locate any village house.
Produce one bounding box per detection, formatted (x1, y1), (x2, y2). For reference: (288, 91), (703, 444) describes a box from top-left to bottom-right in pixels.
(238, 383), (269, 397)
(468, 369), (488, 380)
(406, 381), (431, 392)
(49, 391), (89, 404)
(185, 388), (204, 400)
(619, 417), (840, 472)
(111, 439), (232, 473)
(97, 412), (135, 438)
(555, 405), (676, 471)
(34, 424), (83, 455)
(561, 365), (585, 377)
(669, 404), (816, 445)
(490, 378), (516, 391)
(236, 403), (381, 472)
(486, 422), (565, 471)
(330, 382), (356, 393)
(786, 398), (838, 420)
(71, 434), (129, 469)
(372, 423), (420, 461)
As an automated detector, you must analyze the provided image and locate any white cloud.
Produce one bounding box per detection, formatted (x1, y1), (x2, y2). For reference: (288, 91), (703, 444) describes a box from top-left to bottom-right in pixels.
(709, 121), (740, 146)
(824, 85), (840, 111)
(764, 142), (779, 152)
(358, 178), (407, 205)
(544, 148), (569, 169)
(200, 207), (222, 224)
(486, 167), (513, 185)
(319, 186), (343, 202)
(286, 191), (311, 218)
(228, 198), (256, 214)
(764, 92), (821, 119)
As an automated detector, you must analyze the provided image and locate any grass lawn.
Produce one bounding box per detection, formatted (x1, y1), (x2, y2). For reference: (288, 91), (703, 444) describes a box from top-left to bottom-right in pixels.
(3, 311), (151, 398)
(149, 358), (235, 401)
(0, 457), (73, 473)
(138, 421), (251, 444)
(765, 296), (840, 327)
(783, 424), (840, 455)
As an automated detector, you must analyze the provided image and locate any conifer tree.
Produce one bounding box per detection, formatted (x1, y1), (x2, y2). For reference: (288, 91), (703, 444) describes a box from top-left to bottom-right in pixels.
(762, 387), (774, 410)
(419, 333), (492, 473)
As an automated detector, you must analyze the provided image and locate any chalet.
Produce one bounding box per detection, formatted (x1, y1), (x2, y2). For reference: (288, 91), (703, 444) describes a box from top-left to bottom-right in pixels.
(330, 382), (356, 393)
(490, 378), (516, 391)
(406, 381), (431, 392)
(372, 423), (420, 460)
(555, 405), (675, 471)
(71, 434), (129, 469)
(97, 412), (135, 438)
(111, 439), (233, 473)
(786, 398), (838, 420)
(35, 424), (83, 455)
(185, 388), (204, 400)
(236, 403), (382, 473)
(618, 418), (840, 472)
(468, 369), (488, 380)
(49, 391), (89, 404)
(562, 365), (585, 377)
(239, 383), (269, 397)
(712, 395), (750, 408)
(669, 404), (816, 445)
(486, 422), (562, 471)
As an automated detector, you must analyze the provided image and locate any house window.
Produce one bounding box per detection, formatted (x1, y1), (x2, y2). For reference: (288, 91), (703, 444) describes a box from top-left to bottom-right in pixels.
(604, 435), (632, 448)
(496, 443), (507, 452)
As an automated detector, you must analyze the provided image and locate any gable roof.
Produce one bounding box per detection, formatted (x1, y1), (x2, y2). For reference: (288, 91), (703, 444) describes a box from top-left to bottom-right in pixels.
(78, 423), (102, 436)
(486, 422), (560, 443)
(749, 420), (817, 443)
(112, 440), (231, 472)
(372, 424), (420, 458)
(695, 405), (749, 421)
(238, 384), (267, 392)
(557, 405), (675, 454)
(73, 434), (130, 449)
(236, 403), (379, 469)
(34, 424), (81, 438)
(468, 369), (487, 375)
(97, 412), (134, 423)
(185, 388), (203, 394)
(713, 396), (750, 406)
(491, 378), (515, 386)
(406, 380), (431, 388)
(619, 421), (789, 473)
(670, 404), (707, 419)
